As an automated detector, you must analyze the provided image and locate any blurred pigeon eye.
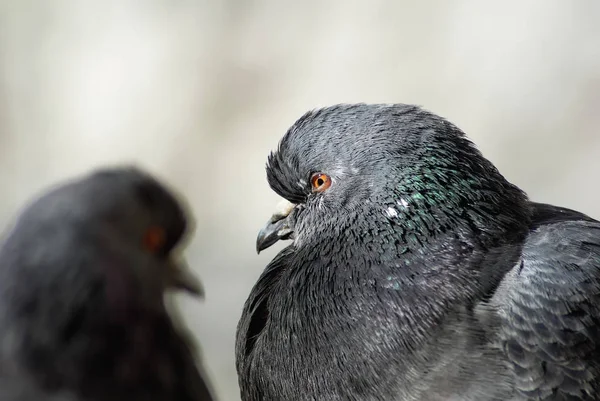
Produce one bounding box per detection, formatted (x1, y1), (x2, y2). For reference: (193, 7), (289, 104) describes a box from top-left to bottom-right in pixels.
(143, 226), (166, 254)
(310, 173), (332, 193)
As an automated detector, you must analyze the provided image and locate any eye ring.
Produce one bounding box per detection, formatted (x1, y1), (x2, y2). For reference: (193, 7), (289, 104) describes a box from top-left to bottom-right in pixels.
(310, 173), (332, 193)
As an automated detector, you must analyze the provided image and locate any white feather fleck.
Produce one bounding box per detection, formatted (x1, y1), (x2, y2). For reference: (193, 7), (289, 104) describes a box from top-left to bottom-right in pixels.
(385, 207), (398, 218)
(397, 198), (409, 208)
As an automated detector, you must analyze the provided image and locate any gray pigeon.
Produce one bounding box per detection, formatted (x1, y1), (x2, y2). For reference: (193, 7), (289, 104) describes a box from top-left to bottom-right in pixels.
(236, 103), (600, 400)
(0, 167), (215, 401)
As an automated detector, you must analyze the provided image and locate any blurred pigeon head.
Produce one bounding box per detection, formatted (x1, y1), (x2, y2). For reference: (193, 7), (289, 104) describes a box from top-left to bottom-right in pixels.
(2, 166), (203, 299)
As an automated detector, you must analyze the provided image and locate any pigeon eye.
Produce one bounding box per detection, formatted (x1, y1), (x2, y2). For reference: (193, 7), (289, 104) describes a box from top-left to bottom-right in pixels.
(310, 173), (332, 193)
(143, 226), (166, 254)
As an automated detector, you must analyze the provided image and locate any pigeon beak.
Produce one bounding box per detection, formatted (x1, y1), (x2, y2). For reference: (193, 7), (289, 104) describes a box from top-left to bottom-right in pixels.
(165, 258), (204, 298)
(256, 199), (296, 254)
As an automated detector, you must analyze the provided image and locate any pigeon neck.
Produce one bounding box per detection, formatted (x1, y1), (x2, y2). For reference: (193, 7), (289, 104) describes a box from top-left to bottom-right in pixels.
(286, 197), (528, 361)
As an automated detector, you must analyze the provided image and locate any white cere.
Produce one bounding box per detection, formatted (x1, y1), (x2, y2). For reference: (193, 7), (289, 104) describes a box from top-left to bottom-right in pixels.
(274, 199), (296, 218)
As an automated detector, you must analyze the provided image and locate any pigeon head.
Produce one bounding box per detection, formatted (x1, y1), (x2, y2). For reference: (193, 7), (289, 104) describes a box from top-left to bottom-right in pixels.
(1, 166), (203, 298)
(257, 103), (530, 253)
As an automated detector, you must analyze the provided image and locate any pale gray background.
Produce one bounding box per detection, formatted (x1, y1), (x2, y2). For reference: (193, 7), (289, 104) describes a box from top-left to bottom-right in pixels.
(0, 1), (599, 400)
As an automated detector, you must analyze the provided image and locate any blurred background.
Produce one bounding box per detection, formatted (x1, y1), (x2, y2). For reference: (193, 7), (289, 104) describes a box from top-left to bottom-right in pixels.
(0, 0), (599, 399)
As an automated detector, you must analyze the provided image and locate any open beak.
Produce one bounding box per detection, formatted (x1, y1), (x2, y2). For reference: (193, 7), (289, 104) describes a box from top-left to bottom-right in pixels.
(256, 199), (296, 253)
(164, 258), (204, 298)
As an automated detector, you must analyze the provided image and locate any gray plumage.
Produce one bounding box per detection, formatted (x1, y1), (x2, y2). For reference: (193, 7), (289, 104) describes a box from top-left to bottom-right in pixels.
(237, 103), (600, 400)
(0, 167), (215, 401)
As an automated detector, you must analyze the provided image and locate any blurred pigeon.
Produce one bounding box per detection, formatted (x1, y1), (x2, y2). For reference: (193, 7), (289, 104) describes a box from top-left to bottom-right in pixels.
(0, 167), (215, 401)
(236, 104), (600, 400)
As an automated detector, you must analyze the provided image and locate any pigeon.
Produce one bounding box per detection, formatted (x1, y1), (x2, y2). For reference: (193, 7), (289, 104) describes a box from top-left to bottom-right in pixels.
(236, 103), (600, 401)
(0, 167), (216, 401)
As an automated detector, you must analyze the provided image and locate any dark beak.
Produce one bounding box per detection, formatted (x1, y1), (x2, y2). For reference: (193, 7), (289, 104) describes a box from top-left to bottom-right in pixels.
(165, 258), (204, 298)
(256, 199), (296, 253)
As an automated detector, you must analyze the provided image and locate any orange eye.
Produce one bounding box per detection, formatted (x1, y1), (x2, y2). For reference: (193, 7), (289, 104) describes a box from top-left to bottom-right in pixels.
(310, 173), (332, 193)
(143, 226), (166, 253)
